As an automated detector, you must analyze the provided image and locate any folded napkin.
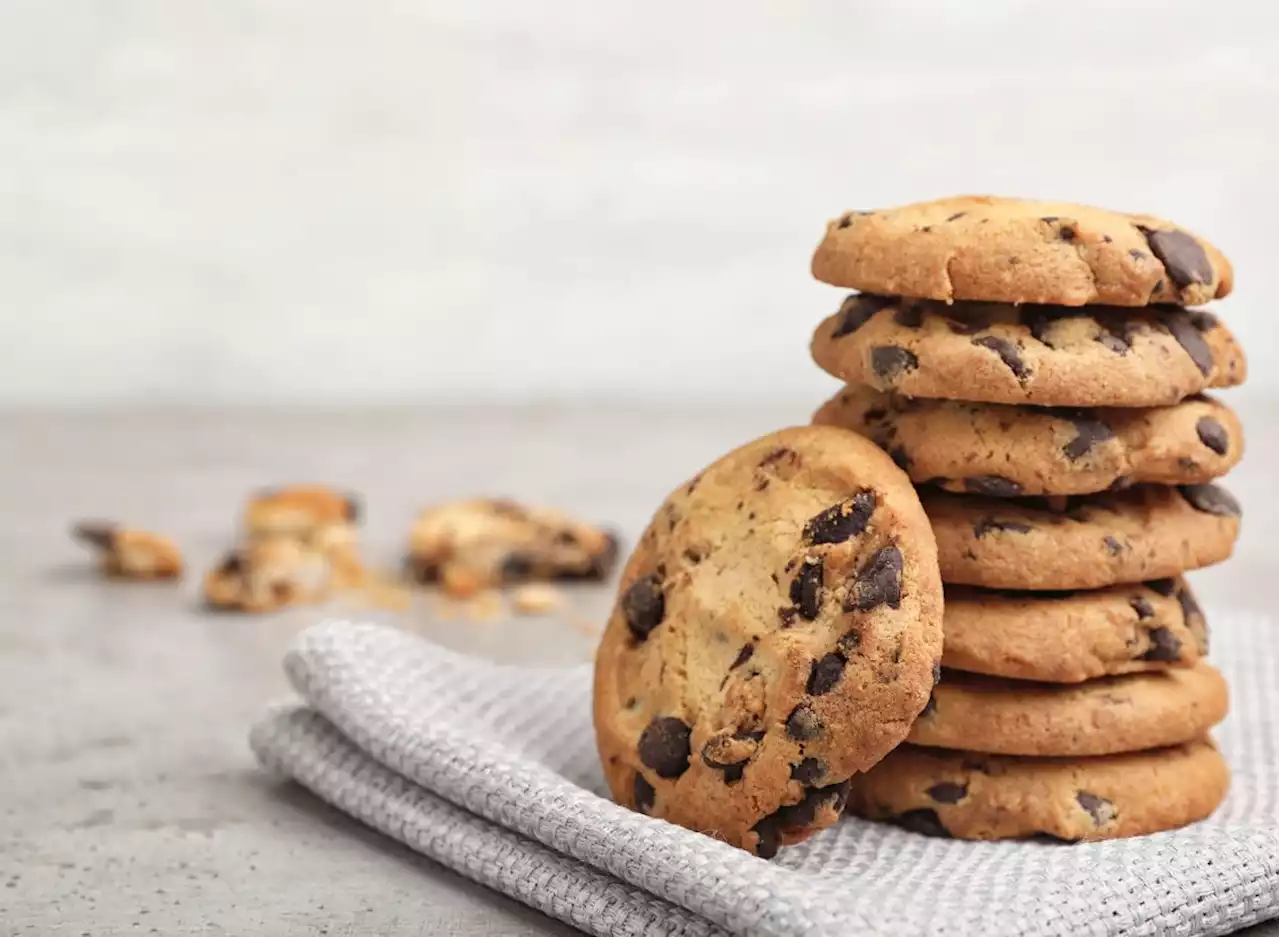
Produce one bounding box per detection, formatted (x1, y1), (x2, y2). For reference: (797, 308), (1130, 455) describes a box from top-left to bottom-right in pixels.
(250, 612), (1279, 937)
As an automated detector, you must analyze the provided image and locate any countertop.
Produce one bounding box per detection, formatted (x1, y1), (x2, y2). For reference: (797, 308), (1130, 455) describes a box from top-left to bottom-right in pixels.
(2, 403), (1276, 936)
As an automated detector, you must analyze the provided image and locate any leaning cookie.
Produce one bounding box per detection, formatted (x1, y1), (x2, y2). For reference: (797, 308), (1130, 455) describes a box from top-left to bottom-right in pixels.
(72, 521), (183, 580)
(814, 385), (1243, 497)
(942, 579), (1207, 683)
(846, 739), (1228, 841)
(909, 662), (1227, 757)
(811, 295), (1245, 408)
(246, 484), (360, 538)
(811, 195), (1232, 307)
(593, 426), (943, 857)
(923, 484), (1240, 590)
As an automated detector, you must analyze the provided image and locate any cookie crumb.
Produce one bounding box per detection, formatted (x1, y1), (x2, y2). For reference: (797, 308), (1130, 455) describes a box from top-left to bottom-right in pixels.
(512, 583), (563, 616)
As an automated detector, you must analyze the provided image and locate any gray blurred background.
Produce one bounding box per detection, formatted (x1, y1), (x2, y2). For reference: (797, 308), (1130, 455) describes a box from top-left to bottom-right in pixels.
(0, 0), (1275, 406)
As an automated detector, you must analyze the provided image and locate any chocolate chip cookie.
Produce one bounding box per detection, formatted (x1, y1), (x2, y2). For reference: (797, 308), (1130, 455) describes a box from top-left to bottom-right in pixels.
(72, 521), (184, 580)
(923, 484), (1240, 590)
(813, 385), (1243, 496)
(593, 426), (943, 856)
(246, 484), (360, 537)
(811, 295), (1245, 408)
(203, 536), (328, 613)
(811, 195), (1233, 307)
(846, 738), (1228, 841)
(909, 662), (1227, 756)
(407, 498), (618, 597)
(942, 578), (1207, 683)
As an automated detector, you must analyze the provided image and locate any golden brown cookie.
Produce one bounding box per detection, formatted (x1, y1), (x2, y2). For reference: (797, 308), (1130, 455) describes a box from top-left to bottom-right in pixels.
(811, 295), (1245, 407)
(72, 521), (183, 580)
(908, 662), (1227, 756)
(203, 537), (327, 613)
(942, 578), (1207, 683)
(923, 484), (1240, 590)
(407, 498), (618, 596)
(814, 385), (1243, 497)
(246, 484), (359, 537)
(593, 426), (943, 857)
(812, 195), (1232, 307)
(846, 739), (1228, 841)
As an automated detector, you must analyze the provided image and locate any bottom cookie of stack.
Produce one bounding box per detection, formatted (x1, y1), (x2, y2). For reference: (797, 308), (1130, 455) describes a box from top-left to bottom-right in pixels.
(845, 739), (1228, 842)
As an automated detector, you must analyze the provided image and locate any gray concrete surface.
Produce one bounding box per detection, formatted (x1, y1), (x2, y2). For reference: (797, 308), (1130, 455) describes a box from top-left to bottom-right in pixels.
(1, 404), (1276, 935)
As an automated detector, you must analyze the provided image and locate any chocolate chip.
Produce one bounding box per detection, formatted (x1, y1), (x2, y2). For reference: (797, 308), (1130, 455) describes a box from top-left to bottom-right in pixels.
(807, 653), (846, 696)
(1058, 226), (1076, 241)
(72, 522), (116, 550)
(926, 782), (967, 804)
(1142, 229), (1213, 290)
(1129, 596), (1155, 619)
(1196, 417), (1229, 455)
(633, 774), (655, 813)
(785, 703), (822, 740)
(790, 758), (827, 784)
(836, 628), (862, 656)
(870, 346), (919, 382)
(637, 717), (691, 779)
(1104, 536), (1124, 556)
(499, 553), (535, 581)
(1177, 586), (1204, 627)
(804, 491), (877, 544)
(729, 644), (755, 670)
(1166, 313), (1215, 376)
(682, 547), (704, 565)
(623, 576), (666, 641)
(963, 476), (1023, 497)
(759, 447), (797, 468)
(971, 336), (1030, 382)
(832, 294), (895, 338)
(218, 552), (245, 576)
(893, 808), (951, 838)
(751, 781), (851, 859)
(946, 212), (967, 222)
(1141, 626), (1182, 662)
(844, 546), (903, 612)
(1178, 484), (1240, 517)
(1146, 578), (1177, 596)
(1189, 310), (1218, 331)
(1076, 791), (1116, 827)
(1063, 418), (1115, 461)
(893, 304), (924, 328)
(789, 558), (825, 620)
(973, 517), (1032, 538)
(837, 213), (854, 229)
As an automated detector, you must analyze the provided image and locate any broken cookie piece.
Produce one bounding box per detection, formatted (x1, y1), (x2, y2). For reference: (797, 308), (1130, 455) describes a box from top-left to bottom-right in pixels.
(245, 484), (366, 589)
(203, 536), (328, 613)
(406, 498), (618, 597)
(72, 521), (184, 580)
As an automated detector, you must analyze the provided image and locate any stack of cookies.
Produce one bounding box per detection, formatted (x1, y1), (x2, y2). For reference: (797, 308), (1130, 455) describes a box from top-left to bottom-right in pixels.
(807, 196), (1245, 841)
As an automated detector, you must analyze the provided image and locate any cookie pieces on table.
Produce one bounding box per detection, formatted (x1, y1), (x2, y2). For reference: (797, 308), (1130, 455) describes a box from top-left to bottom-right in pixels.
(593, 426), (943, 856)
(72, 521), (184, 580)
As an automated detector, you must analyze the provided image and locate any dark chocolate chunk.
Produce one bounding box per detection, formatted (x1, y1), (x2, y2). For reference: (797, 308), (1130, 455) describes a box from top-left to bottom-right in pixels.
(1146, 578), (1177, 596)
(971, 336), (1030, 382)
(623, 576), (666, 641)
(1195, 417), (1229, 455)
(972, 516), (1033, 538)
(1076, 791), (1116, 827)
(893, 304), (925, 328)
(729, 644), (755, 670)
(836, 628), (862, 656)
(759, 447), (797, 468)
(1142, 228), (1213, 290)
(1062, 418), (1115, 461)
(1058, 225), (1076, 241)
(218, 552), (245, 576)
(844, 546), (903, 612)
(790, 558), (825, 620)
(1166, 313), (1215, 376)
(751, 781), (851, 859)
(946, 212), (967, 222)
(870, 346), (920, 382)
(1129, 596), (1155, 619)
(1104, 536), (1125, 556)
(500, 553), (535, 581)
(633, 774), (655, 813)
(785, 703), (822, 740)
(1141, 626), (1182, 662)
(790, 758), (827, 785)
(806, 652), (846, 696)
(893, 808), (951, 838)
(832, 294), (895, 338)
(1177, 484), (1240, 517)
(804, 490), (877, 544)
(926, 782), (967, 804)
(72, 521), (116, 550)
(637, 717), (692, 779)
(963, 476), (1024, 498)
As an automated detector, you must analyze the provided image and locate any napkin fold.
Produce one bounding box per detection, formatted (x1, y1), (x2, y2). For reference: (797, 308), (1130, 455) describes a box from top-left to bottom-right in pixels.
(250, 613), (1279, 937)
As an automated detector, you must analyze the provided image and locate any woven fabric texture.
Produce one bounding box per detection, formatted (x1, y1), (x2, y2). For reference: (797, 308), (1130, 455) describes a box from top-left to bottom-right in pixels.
(250, 611), (1279, 937)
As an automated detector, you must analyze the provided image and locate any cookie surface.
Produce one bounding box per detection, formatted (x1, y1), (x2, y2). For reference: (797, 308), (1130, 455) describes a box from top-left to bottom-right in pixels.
(943, 578), (1207, 683)
(909, 662), (1227, 756)
(812, 195), (1232, 307)
(924, 484), (1240, 590)
(407, 498), (618, 596)
(593, 426), (943, 856)
(846, 739), (1228, 841)
(72, 521), (184, 580)
(810, 295), (1245, 407)
(814, 386), (1243, 497)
